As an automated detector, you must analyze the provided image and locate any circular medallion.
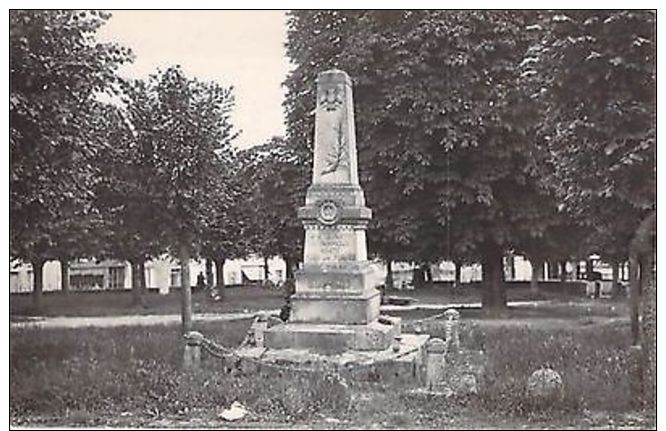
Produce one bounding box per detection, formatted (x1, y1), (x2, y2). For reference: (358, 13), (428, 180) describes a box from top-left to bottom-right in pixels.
(318, 201), (339, 225)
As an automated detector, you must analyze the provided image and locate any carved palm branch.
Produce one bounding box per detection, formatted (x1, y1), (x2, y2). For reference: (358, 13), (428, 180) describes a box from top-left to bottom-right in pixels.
(321, 119), (347, 175)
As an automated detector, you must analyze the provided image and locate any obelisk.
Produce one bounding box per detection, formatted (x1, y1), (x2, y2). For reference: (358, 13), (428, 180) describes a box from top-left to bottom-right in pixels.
(265, 70), (400, 352)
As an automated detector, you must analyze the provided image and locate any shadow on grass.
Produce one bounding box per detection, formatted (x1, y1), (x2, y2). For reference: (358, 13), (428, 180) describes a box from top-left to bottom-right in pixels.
(10, 285), (285, 318)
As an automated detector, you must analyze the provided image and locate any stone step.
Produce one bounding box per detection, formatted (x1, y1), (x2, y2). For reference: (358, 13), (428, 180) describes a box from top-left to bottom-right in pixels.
(264, 317), (401, 352)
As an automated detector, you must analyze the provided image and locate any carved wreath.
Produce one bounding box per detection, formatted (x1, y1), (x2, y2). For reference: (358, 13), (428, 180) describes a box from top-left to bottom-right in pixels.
(320, 86), (344, 112)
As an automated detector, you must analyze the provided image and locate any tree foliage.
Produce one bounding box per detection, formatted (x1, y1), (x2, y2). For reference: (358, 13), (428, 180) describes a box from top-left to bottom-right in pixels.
(526, 11), (656, 249)
(199, 149), (252, 287)
(239, 137), (306, 273)
(285, 11), (566, 308)
(10, 10), (132, 308)
(122, 66), (237, 251)
(10, 10), (132, 262)
(119, 66), (237, 329)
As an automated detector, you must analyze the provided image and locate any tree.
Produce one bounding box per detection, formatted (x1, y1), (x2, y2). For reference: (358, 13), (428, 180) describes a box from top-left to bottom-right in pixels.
(200, 150), (252, 293)
(527, 10), (655, 267)
(123, 66), (237, 332)
(514, 204), (588, 293)
(10, 10), (132, 309)
(527, 11), (655, 405)
(529, 9), (655, 308)
(240, 137), (307, 280)
(92, 100), (165, 306)
(285, 11), (557, 311)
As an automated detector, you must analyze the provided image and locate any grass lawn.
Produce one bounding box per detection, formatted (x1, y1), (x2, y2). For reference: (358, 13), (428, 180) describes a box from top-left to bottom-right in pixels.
(11, 280), (598, 320)
(10, 285), (286, 318)
(385, 280), (592, 305)
(386, 300), (628, 324)
(10, 305), (654, 429)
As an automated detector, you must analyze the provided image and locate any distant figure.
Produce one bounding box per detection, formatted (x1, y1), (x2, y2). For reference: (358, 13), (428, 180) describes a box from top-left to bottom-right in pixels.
(195, 272), (205, 291)
(585, 271), (603, 299)
(279, 279), (296, 321)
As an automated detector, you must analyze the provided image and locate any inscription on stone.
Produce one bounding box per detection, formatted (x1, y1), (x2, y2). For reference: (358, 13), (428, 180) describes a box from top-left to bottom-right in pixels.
(319, 230), (346, 261)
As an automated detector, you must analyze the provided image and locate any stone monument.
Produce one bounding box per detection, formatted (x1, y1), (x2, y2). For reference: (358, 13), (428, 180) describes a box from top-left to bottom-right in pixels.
(265, 69), (400, 352)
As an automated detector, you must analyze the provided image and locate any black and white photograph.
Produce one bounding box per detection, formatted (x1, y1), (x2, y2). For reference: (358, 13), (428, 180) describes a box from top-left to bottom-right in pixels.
(8, 8), (657, 429)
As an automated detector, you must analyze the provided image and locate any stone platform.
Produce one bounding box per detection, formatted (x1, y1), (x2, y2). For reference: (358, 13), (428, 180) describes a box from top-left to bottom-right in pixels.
(265, 315), (400, 353)
(237, 333), (430, 387)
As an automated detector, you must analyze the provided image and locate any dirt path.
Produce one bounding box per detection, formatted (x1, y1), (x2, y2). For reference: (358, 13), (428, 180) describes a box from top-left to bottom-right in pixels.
(10, 299), (625, 331)
(9, 300), (550, 330)
(381, 299), (551, 311)
(9, 310), (281, 329)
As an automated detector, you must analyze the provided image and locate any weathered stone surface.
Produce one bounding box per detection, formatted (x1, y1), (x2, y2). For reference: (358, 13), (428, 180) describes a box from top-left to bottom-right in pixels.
(526, 367), (564, 401)
(311, 70), (359, 185)
(426, 337), (447, 354)
(425, 353), (446, 389)
(240, 333), (430, 387)
(182, 331), (204, 370)
(302, 225), (370, 263)
(424, 346), (486, 396)
(443, 308), (461, 354)
(290, 288), (380, 325)
(265, 318), (400, 352)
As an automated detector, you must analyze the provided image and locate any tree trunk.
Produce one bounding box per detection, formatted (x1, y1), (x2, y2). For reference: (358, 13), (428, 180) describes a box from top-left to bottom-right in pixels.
(481, 242), (506, 311)
(627, 211), (656, 405)
(263, 256), (270, 283)
(611, 261), (620, 298)
(205, 258), (214, 289)
(385, 259), (394, 290)
(425, 264), (433, 286)
(60, 257), (70, 294)
(549, 260), (558, 280)
(214, 256), (226, 289)
(139, 260), (146, 292)
(31, 258), (46, 312)
(507, 255), (516, 281)
(586, 259), (595, 280)
(130, 258), (146, 306)
(559, 261), (567, 282)
(629, 254), (640, 345)
(641, 252), (656, 408)
(412, 265), (426, 288)
(285, 257), (294, 281)
(179, 244), (192, 333)
(530, 257), (542, 293)
(454, 260), (462, 288)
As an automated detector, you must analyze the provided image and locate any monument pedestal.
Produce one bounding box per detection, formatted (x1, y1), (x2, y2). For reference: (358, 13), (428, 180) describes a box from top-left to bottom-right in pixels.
(290, 262), (380, 324)
(266, 262), (399, 352)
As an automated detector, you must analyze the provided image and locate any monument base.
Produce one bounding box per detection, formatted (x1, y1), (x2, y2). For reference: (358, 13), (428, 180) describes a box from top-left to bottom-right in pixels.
(290, 289), (381, 325)
(264, 316), (401, 353)
(291, 262), (381, 324)
(238, 333), (430, 387)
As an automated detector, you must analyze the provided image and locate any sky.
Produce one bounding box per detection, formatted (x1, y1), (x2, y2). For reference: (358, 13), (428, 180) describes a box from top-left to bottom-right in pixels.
(96, 10), (293, 149)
